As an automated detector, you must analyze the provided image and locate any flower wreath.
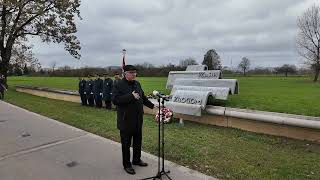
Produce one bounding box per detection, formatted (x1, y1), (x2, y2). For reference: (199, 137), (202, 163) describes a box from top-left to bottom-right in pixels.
(155, 107), (173, 123)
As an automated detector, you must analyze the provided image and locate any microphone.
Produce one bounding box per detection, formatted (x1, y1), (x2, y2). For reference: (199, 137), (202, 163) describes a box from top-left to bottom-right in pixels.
(153, 90), (169, 101)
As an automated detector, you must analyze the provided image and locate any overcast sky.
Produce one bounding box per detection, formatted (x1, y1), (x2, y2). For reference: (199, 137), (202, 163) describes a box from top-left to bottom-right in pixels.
(30, 0), (320, 69)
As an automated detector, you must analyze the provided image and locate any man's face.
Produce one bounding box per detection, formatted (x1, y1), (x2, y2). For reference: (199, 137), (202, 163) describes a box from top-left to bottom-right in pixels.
(125, 70), (137, 81)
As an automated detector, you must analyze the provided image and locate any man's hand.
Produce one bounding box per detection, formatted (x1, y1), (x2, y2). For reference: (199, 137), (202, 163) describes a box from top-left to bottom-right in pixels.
(132, 91), (140, 100)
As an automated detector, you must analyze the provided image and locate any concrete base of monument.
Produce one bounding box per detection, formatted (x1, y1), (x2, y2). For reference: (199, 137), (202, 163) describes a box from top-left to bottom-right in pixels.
(145, 108), (320, 144)
(15, 85), (320, 144)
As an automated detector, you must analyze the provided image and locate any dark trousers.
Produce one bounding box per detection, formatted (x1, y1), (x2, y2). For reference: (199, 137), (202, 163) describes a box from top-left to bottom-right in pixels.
(120, 130), (142, 168)
(87, 94), (94, 107)
(0, 91), (4, 100)
(80, 93), (87, 105)
(105, 100), (112, 109)
(95, 95), (102, 108)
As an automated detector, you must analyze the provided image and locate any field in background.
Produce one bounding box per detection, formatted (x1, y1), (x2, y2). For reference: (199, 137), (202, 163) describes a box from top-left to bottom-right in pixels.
(8, 76), (320, 117)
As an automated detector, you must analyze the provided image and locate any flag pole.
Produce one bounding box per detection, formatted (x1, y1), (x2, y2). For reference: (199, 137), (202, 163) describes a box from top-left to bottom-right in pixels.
(122, 49), (126, 77)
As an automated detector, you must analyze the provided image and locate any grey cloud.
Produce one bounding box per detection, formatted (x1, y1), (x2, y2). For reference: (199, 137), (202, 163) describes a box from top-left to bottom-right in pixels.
(30, 0), (320, 68)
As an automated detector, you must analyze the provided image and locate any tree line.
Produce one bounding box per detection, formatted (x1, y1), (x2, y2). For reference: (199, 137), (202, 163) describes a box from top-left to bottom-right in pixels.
(15, 55), (312, 77)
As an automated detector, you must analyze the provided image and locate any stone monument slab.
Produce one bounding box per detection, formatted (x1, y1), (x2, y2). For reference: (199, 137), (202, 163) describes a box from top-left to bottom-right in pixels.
(166, 70), (222, 89)
(174, 78), (239, 94)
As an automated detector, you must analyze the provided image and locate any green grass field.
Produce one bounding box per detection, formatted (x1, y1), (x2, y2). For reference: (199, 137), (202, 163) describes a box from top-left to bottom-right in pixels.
(7, 76), (320, 117)
(3, 87), (320, 180)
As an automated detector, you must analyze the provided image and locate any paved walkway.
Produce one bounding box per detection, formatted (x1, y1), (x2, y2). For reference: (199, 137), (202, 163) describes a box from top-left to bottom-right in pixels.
(0, 101), (216, 180)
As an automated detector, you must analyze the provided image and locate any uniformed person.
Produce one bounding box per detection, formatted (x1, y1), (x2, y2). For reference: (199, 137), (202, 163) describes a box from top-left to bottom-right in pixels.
(93, 74), (103, 108)
(103, 74), (113, 109)
(112, 65), (154, 175)
(78, 77), (87, 105)
(114, 72), (121, 86)
(113, 72), (121, 111)
(85, 75), (94, 107)
(0, 74), (7, 100)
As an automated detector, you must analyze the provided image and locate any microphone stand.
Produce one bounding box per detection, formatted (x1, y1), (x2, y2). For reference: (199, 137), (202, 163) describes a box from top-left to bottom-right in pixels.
(140, 97), (172, 180)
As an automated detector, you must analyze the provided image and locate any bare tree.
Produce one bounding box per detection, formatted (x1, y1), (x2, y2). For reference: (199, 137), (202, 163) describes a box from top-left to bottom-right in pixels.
(50, 61), (57, 74)
(140, 62), (154, 68)
(0, 1), (81, 85)
(297, 4), (320, 82)
(238, 57), (250, 76)
(179, 57), (198, 68)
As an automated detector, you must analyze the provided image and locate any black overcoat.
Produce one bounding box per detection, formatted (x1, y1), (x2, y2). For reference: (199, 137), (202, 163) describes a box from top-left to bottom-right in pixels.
(93, 78), (103, 96)
(112, 78), (154, 133)
(78, 79), (86, 94)
(0, 79), (5, 92)
(85, 80), (94, 95)
(103, 78), (113, 101)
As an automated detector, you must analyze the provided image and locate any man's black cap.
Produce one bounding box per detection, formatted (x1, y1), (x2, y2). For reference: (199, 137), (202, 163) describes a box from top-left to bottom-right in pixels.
(123, 65), (137, 72)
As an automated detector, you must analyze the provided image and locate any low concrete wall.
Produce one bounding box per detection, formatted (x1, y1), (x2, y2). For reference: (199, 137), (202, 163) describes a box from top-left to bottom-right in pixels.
(15, 85), (320, 143)
(16, 86), (80, 103)
(153, 112), (320, 143)
(145, 103), (320, 144)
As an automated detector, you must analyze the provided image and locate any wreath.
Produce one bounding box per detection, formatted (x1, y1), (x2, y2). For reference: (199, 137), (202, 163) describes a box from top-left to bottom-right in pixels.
(155, 107), (173, 123)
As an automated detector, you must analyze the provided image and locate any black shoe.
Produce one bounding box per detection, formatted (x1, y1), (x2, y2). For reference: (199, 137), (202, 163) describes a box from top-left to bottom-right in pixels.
(132, 160), (148, 167)
(124, 166), (136, 175)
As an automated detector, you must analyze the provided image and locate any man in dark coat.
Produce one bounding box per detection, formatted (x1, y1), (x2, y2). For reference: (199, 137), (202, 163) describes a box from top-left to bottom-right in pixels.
(85, 75), (94, 107)
(93, 74), (103, 108)
(112, 65), (154, 175)
(103, 74), (113, 109)
(0, 74), (7, 100)
(113, 72), (121, 87)
(78, 77), (87, 105)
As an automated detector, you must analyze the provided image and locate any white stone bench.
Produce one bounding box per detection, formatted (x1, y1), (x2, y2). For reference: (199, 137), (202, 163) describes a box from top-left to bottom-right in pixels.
(174, 78), (239, 94)
(186, 65), (208, 71)
(165, 90), (212, 116)
(166, 70), (222, 89)
(171, 85), (230, 100)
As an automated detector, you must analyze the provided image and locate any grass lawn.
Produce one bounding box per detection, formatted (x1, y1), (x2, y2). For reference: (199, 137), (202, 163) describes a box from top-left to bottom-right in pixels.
(3, 87), (320, 179)
(7, 76), (320, 117)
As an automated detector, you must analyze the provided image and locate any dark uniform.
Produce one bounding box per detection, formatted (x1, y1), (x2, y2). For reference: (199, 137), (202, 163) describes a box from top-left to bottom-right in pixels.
(0, 76), (6, 100)
(85, 78), (94, 106)
(112, 77), (154, 169)
(114, 73), (121, 87)
(78, 78), (87, 105)
(93, 76), (103, 108)
(103, 77), (113, 109)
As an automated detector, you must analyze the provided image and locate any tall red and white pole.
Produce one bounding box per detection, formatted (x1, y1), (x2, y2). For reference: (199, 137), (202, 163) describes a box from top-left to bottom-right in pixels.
(122, 49), (126, 77)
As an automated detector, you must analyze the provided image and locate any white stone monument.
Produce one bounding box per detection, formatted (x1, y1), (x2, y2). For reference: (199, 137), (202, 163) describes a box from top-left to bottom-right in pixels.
(166, 70), (222, 89)
(171, 85), (230, 100)
(163, 65), (239, 117)
(174, 78), (239, 94)
(165, 90), (212, 116)
(186, 65), (208, 71)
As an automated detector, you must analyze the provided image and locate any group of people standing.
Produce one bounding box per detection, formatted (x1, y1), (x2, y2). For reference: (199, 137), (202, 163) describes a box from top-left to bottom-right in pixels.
(78, 73), (121, 109)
